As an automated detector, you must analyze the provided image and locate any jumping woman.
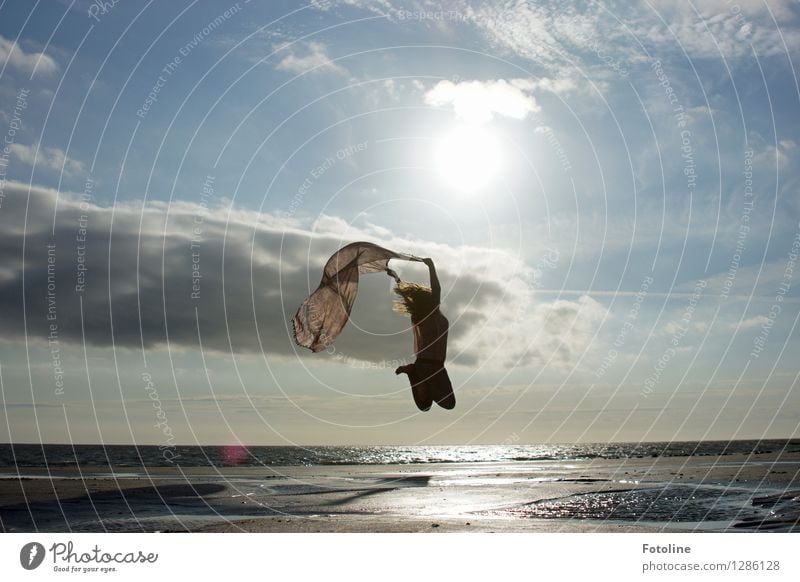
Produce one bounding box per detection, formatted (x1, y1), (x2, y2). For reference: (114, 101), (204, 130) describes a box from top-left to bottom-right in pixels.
(394, 258), (456, 411)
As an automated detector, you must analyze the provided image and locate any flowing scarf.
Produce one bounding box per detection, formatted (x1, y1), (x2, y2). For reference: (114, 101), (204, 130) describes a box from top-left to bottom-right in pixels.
(292, 242), (417, 352)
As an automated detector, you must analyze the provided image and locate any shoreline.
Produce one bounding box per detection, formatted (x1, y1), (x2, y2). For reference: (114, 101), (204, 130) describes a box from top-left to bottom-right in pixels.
(1, 451), (798, 533)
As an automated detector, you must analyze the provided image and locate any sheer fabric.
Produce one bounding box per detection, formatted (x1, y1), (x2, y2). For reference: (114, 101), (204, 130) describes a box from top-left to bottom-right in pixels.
(292, 242), (413, 352)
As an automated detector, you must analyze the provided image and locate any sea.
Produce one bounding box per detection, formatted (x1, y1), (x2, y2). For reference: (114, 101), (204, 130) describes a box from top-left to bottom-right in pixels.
(2, 438), (798, 468)
(1, 439), (799, 532)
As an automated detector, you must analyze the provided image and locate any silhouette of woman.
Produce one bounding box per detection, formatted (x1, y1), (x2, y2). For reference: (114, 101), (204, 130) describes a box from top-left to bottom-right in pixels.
(394, 258), (456, 411)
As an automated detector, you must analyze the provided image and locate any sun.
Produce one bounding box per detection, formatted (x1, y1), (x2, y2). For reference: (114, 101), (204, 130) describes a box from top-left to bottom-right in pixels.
(434, 123), (503, 193)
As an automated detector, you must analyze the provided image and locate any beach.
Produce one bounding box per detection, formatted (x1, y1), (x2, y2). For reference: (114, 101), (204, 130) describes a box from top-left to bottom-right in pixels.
(2, 449), (798, 533)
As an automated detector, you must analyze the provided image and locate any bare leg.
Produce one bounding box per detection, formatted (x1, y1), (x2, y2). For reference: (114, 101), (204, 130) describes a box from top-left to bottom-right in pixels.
(396, 363), (431, 411)
(431, 366), (456, 410)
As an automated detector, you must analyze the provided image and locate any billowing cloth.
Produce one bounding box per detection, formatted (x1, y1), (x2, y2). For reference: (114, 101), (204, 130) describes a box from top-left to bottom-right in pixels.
(292, 242), (415, 352)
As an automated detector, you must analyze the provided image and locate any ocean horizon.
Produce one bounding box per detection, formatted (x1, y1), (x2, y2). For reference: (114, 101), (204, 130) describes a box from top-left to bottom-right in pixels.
(2, 439), (798, 469)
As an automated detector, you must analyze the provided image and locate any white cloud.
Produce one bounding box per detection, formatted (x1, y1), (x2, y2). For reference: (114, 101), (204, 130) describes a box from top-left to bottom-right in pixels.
(9, 143), (84, 176)
(424, 78), (540, 124)
(275, 41), (348, 76)
(0, 34), (59, 76)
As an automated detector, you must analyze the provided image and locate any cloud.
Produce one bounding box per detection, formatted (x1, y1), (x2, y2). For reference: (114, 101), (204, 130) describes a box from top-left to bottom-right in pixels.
(275, 41), (348, 76)
(465, 3), (594, 71)
(424, 78), (540, 124)
(655, 0), (797, 23)
(321, 0), (800, 66)
(753, 139), (795, 170)
(0, 34), (59, 76)
(700, 258), (798, 300)
(729, 315), (770, 331)
(9, 143), (84, 176)
(662, 320), (708, 336)
(469, 0), (800, 66)
(508, 295), (609, 367)
(0, 181), (604, 371)
(515, 77), (575, 95)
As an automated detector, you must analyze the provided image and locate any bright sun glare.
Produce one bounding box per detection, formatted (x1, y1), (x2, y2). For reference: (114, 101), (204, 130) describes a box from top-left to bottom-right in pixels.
(434, 124), (503, 193)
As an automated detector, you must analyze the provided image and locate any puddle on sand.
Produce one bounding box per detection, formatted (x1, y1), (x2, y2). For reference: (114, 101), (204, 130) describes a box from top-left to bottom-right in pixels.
(485, 484), (775, 529)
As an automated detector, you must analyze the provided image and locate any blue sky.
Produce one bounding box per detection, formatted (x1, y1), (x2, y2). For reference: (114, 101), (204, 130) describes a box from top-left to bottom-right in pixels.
(1, 0), (799, 446)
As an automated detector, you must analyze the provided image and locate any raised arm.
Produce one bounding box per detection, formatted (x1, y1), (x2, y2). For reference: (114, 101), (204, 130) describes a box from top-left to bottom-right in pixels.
(423, 258), (441, 305)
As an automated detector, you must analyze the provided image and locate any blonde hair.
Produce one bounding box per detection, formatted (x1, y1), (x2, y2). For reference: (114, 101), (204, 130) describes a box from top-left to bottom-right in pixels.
(393, 282), (436, 323)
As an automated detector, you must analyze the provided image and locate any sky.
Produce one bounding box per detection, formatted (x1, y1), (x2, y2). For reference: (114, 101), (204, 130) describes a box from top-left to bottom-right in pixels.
(1, 0), (799, 446)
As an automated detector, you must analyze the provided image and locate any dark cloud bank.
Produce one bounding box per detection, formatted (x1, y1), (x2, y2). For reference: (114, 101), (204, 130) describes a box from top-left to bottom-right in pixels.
(1, 182), (525, 365)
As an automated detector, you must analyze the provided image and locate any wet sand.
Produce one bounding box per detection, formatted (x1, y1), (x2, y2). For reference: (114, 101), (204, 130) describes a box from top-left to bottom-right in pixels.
(1, 451), (798, 533)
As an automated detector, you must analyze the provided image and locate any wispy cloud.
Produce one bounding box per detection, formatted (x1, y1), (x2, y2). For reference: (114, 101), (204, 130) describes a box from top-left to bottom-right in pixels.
(728, 315), (770, 331)
(468, 0), (800, 67)
(9, 143), (84, 176)
(275, 41), (348, 76)
(0, 34), (59, 76)
(518, 76), (601, 96)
